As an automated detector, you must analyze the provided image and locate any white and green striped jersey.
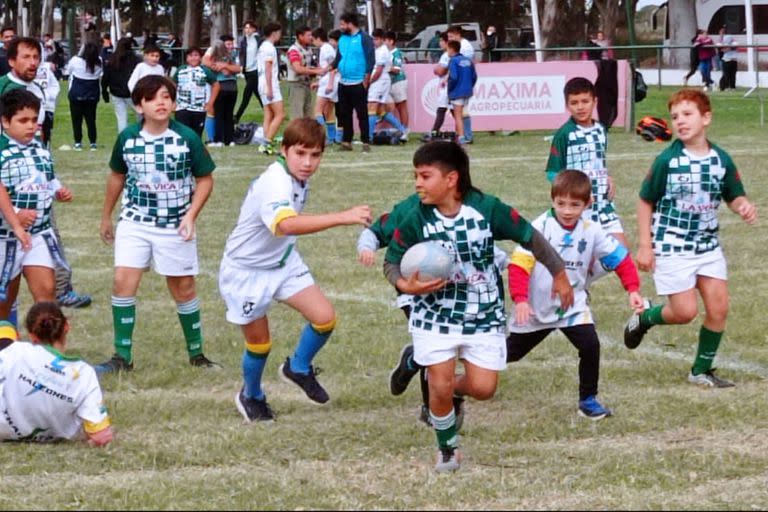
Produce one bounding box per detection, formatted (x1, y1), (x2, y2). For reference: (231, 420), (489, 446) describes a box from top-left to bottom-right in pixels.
(173, 64), (216, 112)
(109, 119), (215, 229)
(546, 117), (618, 227)
(640, 139), (745, 257)
(385, 190), (533, 336)
(0, 134), (58, 238)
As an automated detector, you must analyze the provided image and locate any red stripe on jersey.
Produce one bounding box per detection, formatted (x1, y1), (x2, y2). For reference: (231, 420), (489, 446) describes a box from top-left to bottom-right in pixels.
(287, 50), (302, 62)
(508, 263), (531, 303)
(393, 228), (405, 247)
(510, 208), (520, 225)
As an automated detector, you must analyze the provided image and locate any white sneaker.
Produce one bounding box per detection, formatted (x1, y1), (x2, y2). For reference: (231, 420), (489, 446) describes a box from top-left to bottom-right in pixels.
(435, 447), (461, 473)
(399, 130), (409, 142)
(688, 369), (735, 388)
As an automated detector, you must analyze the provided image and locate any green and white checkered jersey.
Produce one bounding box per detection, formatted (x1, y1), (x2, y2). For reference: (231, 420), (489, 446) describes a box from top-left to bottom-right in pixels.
(109, 119), (215, 229)
(369, 194), (421, 247)
(509, 209), (627, 332)
(173, 65), (216, 112)
(0, 134), (57, 238)
(390, 48), (406, 83)
(386, 190), (533, 335)
(640, 139), (745, 257)
(223, 157), (309, 269)
(546, 117), (617, 227)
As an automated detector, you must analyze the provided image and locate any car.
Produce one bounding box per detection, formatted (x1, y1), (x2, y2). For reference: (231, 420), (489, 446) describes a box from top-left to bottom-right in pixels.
(400, 22), (483, 63)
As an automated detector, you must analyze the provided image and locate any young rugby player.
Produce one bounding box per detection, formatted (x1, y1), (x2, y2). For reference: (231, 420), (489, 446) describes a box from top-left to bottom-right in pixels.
(0, 302), (113, 446)
(97, 75), (218, 373)
(221, 118), (371, 422)
(312, 28), (341, 145)
(256, 22), (285, 156)
(507, 170), (644, 420)
(173, 47), (216, 137)
(624, 88), (757, 387)
(367, 29), (407, 139)
(384, 141), (573, 473)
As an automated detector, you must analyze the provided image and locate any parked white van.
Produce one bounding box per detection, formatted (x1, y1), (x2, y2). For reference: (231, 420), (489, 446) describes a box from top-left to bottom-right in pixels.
(400, 22), (483, 63)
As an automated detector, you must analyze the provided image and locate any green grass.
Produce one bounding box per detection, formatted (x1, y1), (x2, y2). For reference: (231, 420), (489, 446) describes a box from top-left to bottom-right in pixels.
(3, 84), (768, 509)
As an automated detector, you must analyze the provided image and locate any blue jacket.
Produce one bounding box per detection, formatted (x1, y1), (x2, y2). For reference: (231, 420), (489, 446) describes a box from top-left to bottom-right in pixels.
(332, 29), (375, 84)
(447, 54), (477, 100)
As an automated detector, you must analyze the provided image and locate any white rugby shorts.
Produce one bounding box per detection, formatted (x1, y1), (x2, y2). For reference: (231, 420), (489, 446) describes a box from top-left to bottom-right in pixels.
(411, 328), (507, 371)
(367, 78), (391, 103)
(389, 80), (408, 104)
(219, 251), (315, 325)
(258, 77), (283, 106)
(317, 74), (340, 102)
(653, 247), (727, 295)
(0, 229), (56, 282)
(450, 96), (471, 107)
(114, 220), (198, 276)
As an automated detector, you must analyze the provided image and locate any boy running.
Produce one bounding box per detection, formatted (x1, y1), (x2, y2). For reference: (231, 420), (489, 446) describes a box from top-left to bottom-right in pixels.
(384, 141), (573, 473)
(624, 88), (757, 387)
(221, 118), (371, 422)
(507, 170), (644, 420)
(96, 75), (218, 373)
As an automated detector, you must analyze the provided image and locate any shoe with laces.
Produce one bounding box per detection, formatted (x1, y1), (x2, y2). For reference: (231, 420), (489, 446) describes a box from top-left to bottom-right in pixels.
(56, 290), (92, 309)
(688, 369), (735, 388)
(457, 135), (470, 145)
(73, 143), (83, 151)
(257, 143), (274, 155)
(389, 344), (419, 396)
(189, 354), (223, 369)
(90, 143), (97, 151)
(279, 357), (329, 404)
(338, 142), (353, 151)
(578, 395), (612, 420)
(435, 447), (462, 473)
(95, 354), (134, 375)
(235, 387), (275, 422)
(624, 305), (651, 349)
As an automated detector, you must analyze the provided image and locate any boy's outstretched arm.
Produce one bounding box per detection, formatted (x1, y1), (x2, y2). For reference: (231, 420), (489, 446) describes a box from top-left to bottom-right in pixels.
(728, 196), (758, 224)
(357, 227), (380, 267)
(277, 205), (372, 236)
(636, 199), (655, 272)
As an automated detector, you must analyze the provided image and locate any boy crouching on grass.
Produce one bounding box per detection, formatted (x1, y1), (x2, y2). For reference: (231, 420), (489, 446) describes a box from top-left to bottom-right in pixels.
(507, 170), (645, 420)
(97, 75), (219, 373)
(220, 118), (371, 422)
(624, 88), (757, 388)
(384, 141), (574, 473)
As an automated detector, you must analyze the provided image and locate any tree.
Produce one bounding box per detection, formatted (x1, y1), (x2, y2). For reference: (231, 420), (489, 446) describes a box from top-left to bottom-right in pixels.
(209, 0), (229, 43)
(372, 0), (385, 28)
(333, 0), (354, 28)
(183, 0), (203, 46)
(41, 0), (54, 37)
(668, 0), (697, 67)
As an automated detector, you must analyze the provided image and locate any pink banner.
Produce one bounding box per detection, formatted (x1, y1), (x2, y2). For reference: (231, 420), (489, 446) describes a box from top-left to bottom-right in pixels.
(405, 60), (629, 132)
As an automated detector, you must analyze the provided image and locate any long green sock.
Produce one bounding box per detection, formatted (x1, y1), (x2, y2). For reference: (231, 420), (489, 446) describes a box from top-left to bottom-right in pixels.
(640, 304), (666, 328)
(430, 409), (458, 450)
(692, 326), (723, 375)
(177, 297), (203, 358)
(112, 296), (136, 363)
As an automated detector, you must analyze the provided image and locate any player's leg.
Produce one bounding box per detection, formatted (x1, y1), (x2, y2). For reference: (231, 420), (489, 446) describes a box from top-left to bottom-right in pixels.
(353, 84), (370, 146)
(454, 361), (498, 401)
(69, 99), (84, 148)
(268, 101), (285, 144)
(506, 329), (553, 363)
(0, 275), (21, 320)
(166, 274), (218, 368)
(689, 275), (733, 387)
(22, 266), (55, 302)
(452, 103), (464, 140)
(50, 211), (91, 308)
(426, 358), (462, 472)
(379, 100), (407, 134)
(367, 100), (379, 140)
(323, 101), (338, 145)
(235, 315), (275, 421)
(562, 324), (612, 419)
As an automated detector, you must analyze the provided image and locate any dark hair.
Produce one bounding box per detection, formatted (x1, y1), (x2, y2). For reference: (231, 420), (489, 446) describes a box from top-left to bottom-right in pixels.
(220, 34), (235, 43)
(263, 22), (282, 38)
(0, 88), (41, 120)
(372, 28), (385, 39)
(312, 27), (327, 41)
(281, 117), (326, 151)
(413, 141), (475, 199)
(110, 37), (137, 69)
(143, 44), (162, 55)
(328, 29), (342, 42)
(1, 26), (15, 36)
(340, 11), (359, 26)
(186, 46), (203, 58)
(80, 41), (101, 73)
(563, 76), (595, 99)
(102, 33), (111, 41)
(447, 40), (460, 53)
(446, 25), (463, 35)
(243, 20), (257, 29)
(25, 302), (67, 345)
(131, 75), (177, 105)
(385, 31), (397, 42)
(440, 32), (449, 42)
(7, 37), (40, 60)
(296, 25), (312, 37)
(551, 169), (592, 203)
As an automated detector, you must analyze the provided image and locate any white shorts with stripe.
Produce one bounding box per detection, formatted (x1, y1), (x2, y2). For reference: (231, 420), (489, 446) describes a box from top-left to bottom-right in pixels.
(114, 220), (198, 276)
(0, 229), (56, 282)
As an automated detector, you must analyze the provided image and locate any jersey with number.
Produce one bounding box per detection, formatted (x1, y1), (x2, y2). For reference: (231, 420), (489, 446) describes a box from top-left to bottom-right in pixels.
(223, 157), (308, 269)
(386, 190), (533, 336)
(109, 119), (215, 229)
(640, 139), (745, 258)
(0, 342), (110, 442)
(257, 41), (279, 83)
(509, 209), (628, 331)
(546, 117), (617, 227)
(373, 44), (392, 86)
(173, 65), (216, 112)
(390, 47), (406, 83)
(0, 134), (58, 238)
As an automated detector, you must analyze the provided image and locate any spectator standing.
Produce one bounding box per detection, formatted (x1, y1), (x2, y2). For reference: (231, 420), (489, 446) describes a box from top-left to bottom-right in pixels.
(0, 26), (17, 76)
(427, 30), (441, 63)
(695, 29), (715, 90)
(719, 32), (738, 91)
(483, 25), (499, 63)
(203, 36), (242, 146)
(286, 26), (321, 120)
(683, 30), (703, 86)
(34, 55), (60, 147)
(102, 37), (141, 133)
(235, 20), (262, 123)
(66, 42), (103, 150)
(333, 11), (375, 152)
(591, 31), (613, 60)
(100, 34), (114, 64)
(446, 26), (475, 143)
(127, 45), (165, 93)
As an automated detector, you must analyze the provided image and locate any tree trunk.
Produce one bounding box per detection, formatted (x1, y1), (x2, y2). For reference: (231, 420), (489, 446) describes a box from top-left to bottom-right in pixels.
(318, 0), (331, 29)
(333, 0), (353, 28)
(668, 0), (697, 68)
(183, 0), (203, 46)
(41, 0), (54, 37)
(129, 0), (146, 36)
(372, 0), (385, 29)
(209, 0), (229, 43)
(592, 0), (620, 44)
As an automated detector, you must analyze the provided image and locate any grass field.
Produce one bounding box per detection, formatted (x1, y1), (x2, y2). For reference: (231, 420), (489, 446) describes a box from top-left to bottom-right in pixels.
(2, 84), (768, 510)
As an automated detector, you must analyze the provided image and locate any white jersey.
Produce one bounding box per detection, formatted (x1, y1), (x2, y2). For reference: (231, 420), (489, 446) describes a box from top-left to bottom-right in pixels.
(33, 63), (60, 113)
(460, 38), (474, 60)
(127, 62), (165, 92)
(318, 42), (336, 72)
(223, 158), (308, 269)
(372, 45), (392, 86)
(257, 41), (279, 85)
(0, 342), (110, 442)
(508, 210), (628, 332)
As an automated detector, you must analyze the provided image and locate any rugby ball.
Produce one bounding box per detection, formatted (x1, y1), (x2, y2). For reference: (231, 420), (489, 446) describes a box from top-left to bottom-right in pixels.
(401, 241), (454, 281)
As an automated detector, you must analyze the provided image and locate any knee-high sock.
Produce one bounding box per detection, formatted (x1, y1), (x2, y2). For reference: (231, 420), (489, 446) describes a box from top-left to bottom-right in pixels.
(327, 122), (337, 143)
(177, 297), (204, 358)
(112, 296), (136, 363)
(381, 112), (406, 133)
(315, 114), (325, 126)
(204, 115), (216, 143)
(693, 326), (723, 375)
(368, 114), (378, 139)
(430, 409), (458, 450)
(463, 115), (473, 140)
(243, 340), (271, 400)
(290, 318), (336, 374)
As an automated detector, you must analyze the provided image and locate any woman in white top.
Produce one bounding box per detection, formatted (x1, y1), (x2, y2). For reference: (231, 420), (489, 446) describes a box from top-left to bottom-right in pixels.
(66, 42), (103, 150)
